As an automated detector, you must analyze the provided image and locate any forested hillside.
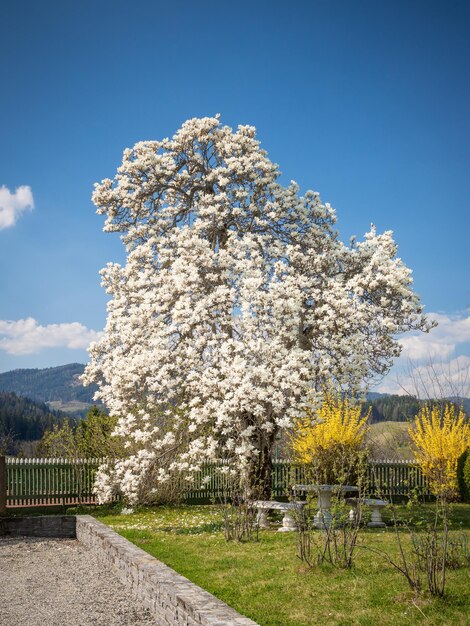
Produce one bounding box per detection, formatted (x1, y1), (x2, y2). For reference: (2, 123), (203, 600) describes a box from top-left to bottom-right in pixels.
(0, 392), (67, 449)
(363, 393), (470, 422)
(0, 363), (97, 404)
(363, 394), (421, 422)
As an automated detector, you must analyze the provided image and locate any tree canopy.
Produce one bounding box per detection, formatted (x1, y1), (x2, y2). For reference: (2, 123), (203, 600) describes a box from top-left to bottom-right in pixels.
(84, 116), (432, 502)
(39, 406), (124, 459)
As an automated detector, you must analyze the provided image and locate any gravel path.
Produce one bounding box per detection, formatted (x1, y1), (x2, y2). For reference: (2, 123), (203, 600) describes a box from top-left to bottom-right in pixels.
(0, 536), (156, 626)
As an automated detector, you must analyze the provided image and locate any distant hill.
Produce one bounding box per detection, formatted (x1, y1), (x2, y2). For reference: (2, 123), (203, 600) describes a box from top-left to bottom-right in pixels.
(366, 391), (388, 401)
(363, 394), (421, 423)
(363, 393), (470, 423)
(0, 391), (67, 451)
(366, 421), (414, 460)
(0, 363), (98, 414)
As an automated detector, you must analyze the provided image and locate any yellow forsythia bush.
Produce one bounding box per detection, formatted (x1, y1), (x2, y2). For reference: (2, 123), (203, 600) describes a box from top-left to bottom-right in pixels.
(291, 392), (369, 484)
(409, 403), (470, 499)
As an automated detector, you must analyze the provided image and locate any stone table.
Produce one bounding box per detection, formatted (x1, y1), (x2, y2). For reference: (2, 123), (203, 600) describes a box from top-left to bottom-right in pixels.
(293, 484), (359, 529)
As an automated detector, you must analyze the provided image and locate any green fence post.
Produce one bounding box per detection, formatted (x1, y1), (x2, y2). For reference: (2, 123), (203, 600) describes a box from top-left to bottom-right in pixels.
(0, 456), (6, 515)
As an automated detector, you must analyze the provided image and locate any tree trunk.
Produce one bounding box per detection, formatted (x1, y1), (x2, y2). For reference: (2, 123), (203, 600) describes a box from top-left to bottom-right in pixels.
(246, 429), (276, 500)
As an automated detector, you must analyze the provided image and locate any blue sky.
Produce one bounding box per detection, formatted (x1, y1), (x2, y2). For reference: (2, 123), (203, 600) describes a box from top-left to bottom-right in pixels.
(0, 0), (469, 395)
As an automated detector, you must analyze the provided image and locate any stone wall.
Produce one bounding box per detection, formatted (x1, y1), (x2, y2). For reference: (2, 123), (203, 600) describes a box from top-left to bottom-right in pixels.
(0, 515), (76, 537)
(76, 515), (259, 626)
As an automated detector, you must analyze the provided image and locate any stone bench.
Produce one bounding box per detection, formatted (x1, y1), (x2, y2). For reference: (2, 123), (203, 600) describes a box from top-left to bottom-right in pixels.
(292, 484), (359, 529)
(346, 497), (389, 527)
(253, 500), (306, 532)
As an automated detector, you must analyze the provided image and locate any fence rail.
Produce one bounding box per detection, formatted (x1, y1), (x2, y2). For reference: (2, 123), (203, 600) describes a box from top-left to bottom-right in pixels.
(0, 456), (432, 510)
(3, 457), (106, 508)
(187, 459), (432, 500)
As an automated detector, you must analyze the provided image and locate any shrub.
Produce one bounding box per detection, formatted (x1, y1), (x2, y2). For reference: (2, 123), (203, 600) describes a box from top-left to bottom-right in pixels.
(465, 451), (470, 501)
(39, 406), (125, 459)
(291, 391), (369, 485)
(409, 403), (470, 500)
(457, 448), (470, 503)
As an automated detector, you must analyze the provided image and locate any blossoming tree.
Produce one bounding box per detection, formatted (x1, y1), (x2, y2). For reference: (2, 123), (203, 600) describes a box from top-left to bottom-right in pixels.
(84, 115), (432, 503)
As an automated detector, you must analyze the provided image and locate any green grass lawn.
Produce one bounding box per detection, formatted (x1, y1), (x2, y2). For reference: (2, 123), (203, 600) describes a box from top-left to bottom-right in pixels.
(92, 503), (470, 626)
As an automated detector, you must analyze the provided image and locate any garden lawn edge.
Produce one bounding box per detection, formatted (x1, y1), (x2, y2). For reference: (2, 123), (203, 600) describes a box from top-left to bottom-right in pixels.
(76, 515), (258, 626)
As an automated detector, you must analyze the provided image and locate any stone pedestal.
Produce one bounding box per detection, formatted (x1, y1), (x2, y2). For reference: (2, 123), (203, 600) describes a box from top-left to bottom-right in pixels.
(367, 501), (387, 528)
(292, 485), (358, 530)
(256, 510), (270, 529)
(346, 497), (388, 528)
(278, 511), (298, 532)
(313, 489), (333, 529)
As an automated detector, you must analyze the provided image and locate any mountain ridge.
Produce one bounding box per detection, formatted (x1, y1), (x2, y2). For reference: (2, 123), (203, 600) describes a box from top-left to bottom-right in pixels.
(0, 363), (97, 407)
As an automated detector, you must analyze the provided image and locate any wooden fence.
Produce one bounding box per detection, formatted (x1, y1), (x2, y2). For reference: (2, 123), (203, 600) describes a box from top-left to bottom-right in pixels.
(190, 459), (431, 500)
(1, 457), (106, 509)
(0, 456), (431, 511)
(367, 459), (431, 498)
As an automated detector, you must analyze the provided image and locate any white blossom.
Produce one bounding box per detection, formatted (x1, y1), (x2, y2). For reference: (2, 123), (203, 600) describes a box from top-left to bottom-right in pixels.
(84, 116), (432, 501)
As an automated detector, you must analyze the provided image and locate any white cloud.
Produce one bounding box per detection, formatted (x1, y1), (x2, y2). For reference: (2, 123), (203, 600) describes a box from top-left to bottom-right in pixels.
(0, 318), (102, 355)
(398, 311), (470, 361)
(377, 355), (470, 399)
(0, 185), (34, 230)
(376, 311), (470, 397)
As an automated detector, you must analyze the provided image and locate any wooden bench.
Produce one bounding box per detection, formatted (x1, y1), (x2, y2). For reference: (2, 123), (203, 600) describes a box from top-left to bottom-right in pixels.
(253, 500), (307, 532)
